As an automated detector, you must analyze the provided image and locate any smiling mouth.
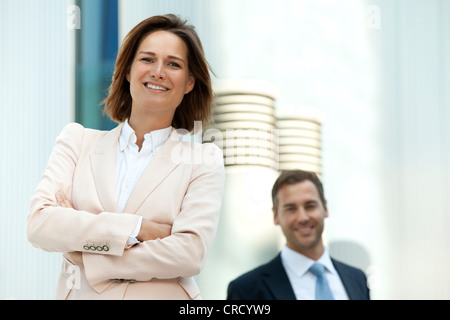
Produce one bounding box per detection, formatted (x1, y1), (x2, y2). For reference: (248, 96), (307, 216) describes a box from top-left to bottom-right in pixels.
(296, 226), (314, 235)
(145, 83), (169, 92)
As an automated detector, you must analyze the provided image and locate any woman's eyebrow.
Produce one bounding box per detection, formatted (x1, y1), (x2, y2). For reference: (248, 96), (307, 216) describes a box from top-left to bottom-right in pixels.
(138, 51), (185, 63)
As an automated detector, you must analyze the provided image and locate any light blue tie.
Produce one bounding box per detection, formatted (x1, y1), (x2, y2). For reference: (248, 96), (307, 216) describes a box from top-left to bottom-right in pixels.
(309, 263), (335, 300)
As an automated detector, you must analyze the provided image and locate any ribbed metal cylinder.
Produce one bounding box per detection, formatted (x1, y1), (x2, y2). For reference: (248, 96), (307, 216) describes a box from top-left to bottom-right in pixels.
(205, 79), (280, 170)
(199, 79), (282, 299)
(276, 105), (324, 176)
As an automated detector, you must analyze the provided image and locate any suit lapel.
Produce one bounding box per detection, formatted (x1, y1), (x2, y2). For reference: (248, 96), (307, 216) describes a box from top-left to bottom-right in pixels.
(332, 258), (361, 300)
(122, 128), (182, 214)
(261, 255), (367, 300)
(262, 254), (297, 300)
(89, 123), (123, 213)
(89, 125), (183, 214)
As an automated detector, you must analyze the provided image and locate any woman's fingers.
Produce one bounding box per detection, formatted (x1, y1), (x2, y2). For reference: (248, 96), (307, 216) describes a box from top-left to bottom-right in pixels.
(55, 190), (74, 208)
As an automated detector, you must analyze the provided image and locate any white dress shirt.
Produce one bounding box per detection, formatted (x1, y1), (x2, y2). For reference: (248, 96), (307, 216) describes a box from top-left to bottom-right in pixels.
(116, 119), (172, 246)
(280, 245), (349, 300)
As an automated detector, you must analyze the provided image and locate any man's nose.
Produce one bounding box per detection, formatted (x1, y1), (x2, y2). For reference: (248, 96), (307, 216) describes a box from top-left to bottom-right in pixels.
(296, 208), (309, 222)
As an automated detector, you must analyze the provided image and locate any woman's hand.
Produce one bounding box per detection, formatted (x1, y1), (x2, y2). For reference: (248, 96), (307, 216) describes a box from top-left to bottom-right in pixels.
(137, 219), (172, 242)
(55, 190), (74, 209)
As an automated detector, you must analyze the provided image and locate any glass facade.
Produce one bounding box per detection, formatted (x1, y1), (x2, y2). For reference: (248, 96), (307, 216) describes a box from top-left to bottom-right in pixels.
(75, 0), (118, 130)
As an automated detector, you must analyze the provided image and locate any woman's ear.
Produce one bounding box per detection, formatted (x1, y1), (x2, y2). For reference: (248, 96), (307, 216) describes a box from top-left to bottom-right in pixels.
(185, 75), (195, 94)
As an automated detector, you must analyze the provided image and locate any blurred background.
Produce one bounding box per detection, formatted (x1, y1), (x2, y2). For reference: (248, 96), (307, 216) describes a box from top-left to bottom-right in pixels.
(1, 0), (449, 300)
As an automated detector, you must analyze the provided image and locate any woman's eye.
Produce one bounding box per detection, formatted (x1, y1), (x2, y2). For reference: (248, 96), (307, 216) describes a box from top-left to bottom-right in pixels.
(141, 57), (154, 63)
(168, 62), (181, 68)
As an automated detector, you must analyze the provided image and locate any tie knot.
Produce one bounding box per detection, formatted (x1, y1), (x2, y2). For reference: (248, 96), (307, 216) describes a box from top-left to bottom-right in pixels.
(309, 263), (326, 277)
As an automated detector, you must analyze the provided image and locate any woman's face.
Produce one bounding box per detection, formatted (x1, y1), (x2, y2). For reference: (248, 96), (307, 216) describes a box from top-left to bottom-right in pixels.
(127, 30), (195, 122)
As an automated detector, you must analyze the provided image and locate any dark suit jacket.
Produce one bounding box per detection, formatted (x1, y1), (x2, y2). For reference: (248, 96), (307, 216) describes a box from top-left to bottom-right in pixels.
(227, 253), (370, 300)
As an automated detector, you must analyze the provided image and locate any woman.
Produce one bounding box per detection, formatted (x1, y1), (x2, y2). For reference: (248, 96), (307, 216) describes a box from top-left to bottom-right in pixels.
(27, 14), (225, 300)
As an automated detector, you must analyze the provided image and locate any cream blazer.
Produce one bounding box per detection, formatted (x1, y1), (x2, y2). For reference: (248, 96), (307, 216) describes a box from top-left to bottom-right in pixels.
(27, 122), (225, 300)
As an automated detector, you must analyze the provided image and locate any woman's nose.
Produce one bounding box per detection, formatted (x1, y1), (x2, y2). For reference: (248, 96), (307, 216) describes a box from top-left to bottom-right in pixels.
(151, 63), (166, 80)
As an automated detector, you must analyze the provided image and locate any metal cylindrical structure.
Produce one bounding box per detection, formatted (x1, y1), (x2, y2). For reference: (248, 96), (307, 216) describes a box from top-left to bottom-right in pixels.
(276, 105), (324, 176)
(199, 79), (282, 299)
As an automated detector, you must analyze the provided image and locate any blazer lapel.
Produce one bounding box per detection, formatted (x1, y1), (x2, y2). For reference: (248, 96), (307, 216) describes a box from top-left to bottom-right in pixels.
(89, 123), (123, 213)
(262, 254), (297, 300)
(123, 128), (182, 214)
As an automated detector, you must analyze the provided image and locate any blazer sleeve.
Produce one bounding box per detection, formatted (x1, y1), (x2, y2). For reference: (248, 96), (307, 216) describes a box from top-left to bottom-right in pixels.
(82, 143), (225, 287)
(27, 123), (140, 256)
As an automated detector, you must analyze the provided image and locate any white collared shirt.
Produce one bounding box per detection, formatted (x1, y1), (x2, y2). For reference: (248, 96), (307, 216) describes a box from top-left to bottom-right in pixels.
(116, 119), (172, 245)
(280, 245), (349, 300)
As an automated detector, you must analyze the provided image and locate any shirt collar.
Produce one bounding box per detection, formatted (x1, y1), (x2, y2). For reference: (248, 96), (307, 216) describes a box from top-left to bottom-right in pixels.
(119, 119), (172, 153)
(119, 119), (136, 151)
(280, 245), (337, 277)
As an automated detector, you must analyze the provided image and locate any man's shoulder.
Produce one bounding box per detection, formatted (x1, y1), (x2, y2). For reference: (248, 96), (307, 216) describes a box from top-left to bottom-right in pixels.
(229, 254), (282, 285)
(331, 257), (367, 277)
(227, 253), (297, 300)
(331, 257), (371, 300)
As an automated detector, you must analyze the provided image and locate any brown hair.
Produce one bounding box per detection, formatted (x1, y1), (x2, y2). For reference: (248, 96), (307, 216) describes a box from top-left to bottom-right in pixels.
(272, 170), (326, 212)
(102, 14), (213, 132)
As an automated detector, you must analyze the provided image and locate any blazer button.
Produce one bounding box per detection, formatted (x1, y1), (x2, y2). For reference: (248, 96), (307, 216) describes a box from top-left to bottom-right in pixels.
(103, 245), (109, 252)
(96, 246), (103, 251)
(83, 245), (90, 250)
(90, 246), (96, 251)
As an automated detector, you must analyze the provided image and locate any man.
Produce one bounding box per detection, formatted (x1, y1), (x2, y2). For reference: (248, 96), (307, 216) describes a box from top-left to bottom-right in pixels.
(227, 170), (370, 300)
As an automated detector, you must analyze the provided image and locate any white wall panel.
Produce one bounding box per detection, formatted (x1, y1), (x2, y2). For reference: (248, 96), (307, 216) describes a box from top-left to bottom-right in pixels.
(375, 0), (450, 299)
(0, 0), (73, 299)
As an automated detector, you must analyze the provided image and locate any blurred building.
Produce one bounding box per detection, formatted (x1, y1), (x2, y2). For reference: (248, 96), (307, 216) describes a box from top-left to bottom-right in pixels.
(199, 79), (325, 298)
(200, 79), (281, 298)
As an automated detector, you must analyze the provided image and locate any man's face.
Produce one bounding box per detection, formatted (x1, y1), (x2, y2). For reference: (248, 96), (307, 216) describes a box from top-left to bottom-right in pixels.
(273, 180), (328, 259)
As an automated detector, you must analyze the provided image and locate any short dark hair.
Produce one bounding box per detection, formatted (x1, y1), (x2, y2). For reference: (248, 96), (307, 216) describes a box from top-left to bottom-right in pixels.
(102, 14), (213, 132)
(272, 170), (326, 212)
